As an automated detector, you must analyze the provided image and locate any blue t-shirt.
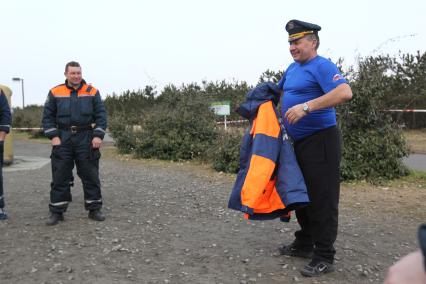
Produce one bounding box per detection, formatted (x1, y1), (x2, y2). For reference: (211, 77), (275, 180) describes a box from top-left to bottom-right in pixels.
(277, 55), (347, 141)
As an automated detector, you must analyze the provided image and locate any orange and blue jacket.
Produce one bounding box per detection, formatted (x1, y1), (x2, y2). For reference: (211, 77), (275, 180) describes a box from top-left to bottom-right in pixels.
(42, 80), (107, 139)
(228, 82), (309, 220)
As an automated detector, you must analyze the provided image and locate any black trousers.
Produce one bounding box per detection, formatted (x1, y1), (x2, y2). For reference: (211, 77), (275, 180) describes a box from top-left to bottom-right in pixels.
(0, 141), (4, 209)
(49, 130), (102, 214)
(293, 126), (341, 263)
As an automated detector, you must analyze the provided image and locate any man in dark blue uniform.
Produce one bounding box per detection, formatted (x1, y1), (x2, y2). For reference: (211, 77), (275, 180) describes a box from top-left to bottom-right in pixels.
(0, 89), (11, 220)
(42, 61), (107, 226)
(277, 20), (353, 277)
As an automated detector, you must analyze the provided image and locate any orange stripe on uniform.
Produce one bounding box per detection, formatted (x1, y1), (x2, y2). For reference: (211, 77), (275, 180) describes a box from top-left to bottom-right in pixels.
(252, 183), (286, 214)
(253, 101), (280, 138)
(241, 154), (277, 209)
(51, 85), (71, 97)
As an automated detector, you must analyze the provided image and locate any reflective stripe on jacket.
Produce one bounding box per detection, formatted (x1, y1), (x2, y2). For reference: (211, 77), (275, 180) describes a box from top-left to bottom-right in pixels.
(228, 82), (309, 221)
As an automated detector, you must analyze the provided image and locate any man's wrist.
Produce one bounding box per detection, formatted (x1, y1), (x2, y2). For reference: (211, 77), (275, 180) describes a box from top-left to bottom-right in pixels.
(302, 102), (310, 113)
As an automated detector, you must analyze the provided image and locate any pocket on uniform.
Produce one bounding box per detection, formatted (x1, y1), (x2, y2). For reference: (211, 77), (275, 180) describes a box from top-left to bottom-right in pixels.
(80, 97), (94, 115)
(90, 148), (101, 160)
(57, 98), (71, 118)
(51, 146), (64, 160)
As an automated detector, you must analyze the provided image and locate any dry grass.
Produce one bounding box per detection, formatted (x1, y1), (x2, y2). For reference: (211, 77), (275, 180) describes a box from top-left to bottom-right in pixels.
(403, 129), (426, 154)
(11, 130), (50, 143)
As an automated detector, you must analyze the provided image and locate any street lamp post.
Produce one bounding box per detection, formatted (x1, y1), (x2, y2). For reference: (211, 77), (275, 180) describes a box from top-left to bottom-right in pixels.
(12, 77), (25, 109)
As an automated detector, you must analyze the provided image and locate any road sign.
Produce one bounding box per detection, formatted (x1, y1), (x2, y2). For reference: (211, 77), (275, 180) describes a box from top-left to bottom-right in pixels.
(210, 101), (230, 116)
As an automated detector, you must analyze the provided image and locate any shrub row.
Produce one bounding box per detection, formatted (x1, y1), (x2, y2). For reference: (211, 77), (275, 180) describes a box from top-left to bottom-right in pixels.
(106, 53), (421, 181)
(14, 53), (422, 182)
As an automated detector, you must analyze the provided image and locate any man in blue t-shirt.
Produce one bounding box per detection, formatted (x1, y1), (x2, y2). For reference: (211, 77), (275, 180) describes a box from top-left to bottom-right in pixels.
(277, 19), (353, 277)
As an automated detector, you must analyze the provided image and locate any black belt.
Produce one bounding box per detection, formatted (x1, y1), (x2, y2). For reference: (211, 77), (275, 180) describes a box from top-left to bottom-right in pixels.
(59, 125), (93, 134)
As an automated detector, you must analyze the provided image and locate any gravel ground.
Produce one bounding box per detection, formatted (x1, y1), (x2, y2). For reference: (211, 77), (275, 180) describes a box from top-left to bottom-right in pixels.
(0, 138), (425, 284)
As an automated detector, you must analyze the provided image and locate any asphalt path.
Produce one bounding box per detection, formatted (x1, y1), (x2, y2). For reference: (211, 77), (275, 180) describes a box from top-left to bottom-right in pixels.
(9, 134), (424, 172)
(403, 154), (426, 172)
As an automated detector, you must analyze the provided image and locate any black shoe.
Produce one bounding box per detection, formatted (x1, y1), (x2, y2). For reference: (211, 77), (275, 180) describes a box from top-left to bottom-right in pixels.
(46, 213), (64, 226)
(0, 209), (8, 220)
(300, 259), (334, 277)
(279, 242), (313, 258)
(88, 210), (105, 221)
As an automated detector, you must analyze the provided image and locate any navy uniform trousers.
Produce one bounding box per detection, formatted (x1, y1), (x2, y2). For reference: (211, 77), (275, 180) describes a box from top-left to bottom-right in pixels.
(49, 129), (102, 213)
(292, 126), (341, 264)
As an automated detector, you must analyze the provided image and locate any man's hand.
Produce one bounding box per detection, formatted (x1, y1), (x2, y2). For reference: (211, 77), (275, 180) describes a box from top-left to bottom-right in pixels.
(384, 250), (426, 284)
(92, 137), (102, 149)
(51, 137), (61, 146)
(0, 131), (6, 141)
(284, 103), (308, 124)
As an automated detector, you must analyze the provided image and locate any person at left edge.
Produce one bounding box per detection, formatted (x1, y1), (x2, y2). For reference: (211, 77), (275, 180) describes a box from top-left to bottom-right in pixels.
(0, 89), (11, 220)
(42, 61), (107, 226)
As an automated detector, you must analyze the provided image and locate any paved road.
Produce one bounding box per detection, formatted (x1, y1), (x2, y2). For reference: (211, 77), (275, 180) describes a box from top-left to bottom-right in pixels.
(404, 154), (426, 172)
(9, 136), (425, 172)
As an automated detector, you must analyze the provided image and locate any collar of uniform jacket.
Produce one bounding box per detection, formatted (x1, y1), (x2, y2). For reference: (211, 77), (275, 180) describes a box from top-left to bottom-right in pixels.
(64, 79), (87, 91)
(236, 82), (281, 120)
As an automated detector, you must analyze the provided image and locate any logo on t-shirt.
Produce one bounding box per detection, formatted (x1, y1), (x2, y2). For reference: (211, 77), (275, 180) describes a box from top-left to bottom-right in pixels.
(332, 74), (344, 82)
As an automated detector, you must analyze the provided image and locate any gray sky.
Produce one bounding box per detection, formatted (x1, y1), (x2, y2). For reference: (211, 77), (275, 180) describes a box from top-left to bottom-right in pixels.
(1, 0), (425, 107)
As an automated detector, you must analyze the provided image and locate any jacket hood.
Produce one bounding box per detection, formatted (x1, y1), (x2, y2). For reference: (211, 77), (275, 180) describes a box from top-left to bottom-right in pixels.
(236, 82), (281, 119)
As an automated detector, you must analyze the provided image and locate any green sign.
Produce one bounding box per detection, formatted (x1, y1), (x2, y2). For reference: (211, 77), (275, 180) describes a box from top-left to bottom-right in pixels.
(210, 101), (230, 116)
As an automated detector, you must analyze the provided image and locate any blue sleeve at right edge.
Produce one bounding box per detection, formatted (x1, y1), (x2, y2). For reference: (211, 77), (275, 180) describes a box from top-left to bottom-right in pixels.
(419, 224), (426, 271)
(277, 72), (286, 90)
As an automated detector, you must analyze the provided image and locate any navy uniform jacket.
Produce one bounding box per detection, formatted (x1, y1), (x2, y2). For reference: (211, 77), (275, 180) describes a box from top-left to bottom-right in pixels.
(42, 80), (107, 139)
(0, 90), (11, 134)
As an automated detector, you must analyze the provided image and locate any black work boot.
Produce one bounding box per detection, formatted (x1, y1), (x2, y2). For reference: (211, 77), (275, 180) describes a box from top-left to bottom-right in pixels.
(0, 208), (8, 220)
(300, 259), (335, 277)
(88, 210), (105, 221)
(279, 241), (313, 258)
(46, 213), (64, 226)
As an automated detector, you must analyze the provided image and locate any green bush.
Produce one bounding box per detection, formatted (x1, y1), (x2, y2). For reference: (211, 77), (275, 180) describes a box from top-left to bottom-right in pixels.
(340, 126), (409, 181)
(106, 82), (246, 162)
(12, 105), (44, 128)
(338, 55), (410, 182)
(108, 115), (137, 154)
(104, 86), (156, 121)
(208, 130), (243, 173)
(133, 93), (218, 161)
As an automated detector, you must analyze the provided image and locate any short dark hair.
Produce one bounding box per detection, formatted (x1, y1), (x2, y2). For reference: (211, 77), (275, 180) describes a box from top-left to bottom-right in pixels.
(306, 33), (320, 50)
(65, 61), (81, 72)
